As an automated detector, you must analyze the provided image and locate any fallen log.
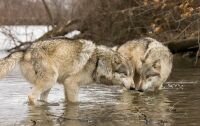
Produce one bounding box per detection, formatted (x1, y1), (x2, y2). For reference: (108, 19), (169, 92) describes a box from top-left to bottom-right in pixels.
(164, 37), (199, 54)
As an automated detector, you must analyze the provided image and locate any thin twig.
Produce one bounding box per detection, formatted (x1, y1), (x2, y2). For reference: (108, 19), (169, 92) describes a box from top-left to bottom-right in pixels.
(7, 41), (33, 52)
(101, 5), (146, 15)
(41, 0), (55, 28)
(46, 113), (89, 121)
(195, 19), (200, 65)
(0, 27), (23, 45)
(175, 19), (199, 40)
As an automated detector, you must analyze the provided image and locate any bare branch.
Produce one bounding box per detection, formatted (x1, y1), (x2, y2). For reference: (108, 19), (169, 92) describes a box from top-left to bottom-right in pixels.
(41, 0), (55, 28)
(0, 27), (23, 46)
(195, 19), (200, 65)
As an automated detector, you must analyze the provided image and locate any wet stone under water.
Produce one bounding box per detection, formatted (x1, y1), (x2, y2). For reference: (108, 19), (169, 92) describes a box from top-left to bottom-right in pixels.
(0, 55), (200, 126)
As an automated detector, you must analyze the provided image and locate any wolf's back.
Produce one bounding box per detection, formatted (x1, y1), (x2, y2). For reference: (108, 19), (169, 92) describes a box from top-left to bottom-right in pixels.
(0, 52), (23, 79)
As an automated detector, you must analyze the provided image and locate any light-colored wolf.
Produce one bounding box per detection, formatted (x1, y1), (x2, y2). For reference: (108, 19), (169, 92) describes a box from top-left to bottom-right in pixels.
(115, 37), (173, 92)
(0, 38), (134, 105)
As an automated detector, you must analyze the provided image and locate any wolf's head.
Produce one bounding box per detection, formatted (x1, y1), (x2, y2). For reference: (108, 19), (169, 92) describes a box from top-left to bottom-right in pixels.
(95, 46), (134, 89)
(111, 53), (135, 89)
(138, 58), (161, 92)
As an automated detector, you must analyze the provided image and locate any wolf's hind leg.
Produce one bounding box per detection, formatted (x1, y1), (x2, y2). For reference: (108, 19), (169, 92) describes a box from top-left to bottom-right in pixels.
(28, 74), (57, 105)
(28, 84), (54, 105)
(28, 87), (42, 105)
(40, 88), (51, 102)
(28, 87), (48, 105)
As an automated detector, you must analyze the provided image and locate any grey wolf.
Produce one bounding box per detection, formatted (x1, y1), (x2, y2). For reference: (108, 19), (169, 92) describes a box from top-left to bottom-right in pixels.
(0, 38), (134, 105)
(115, 37), (173, 92)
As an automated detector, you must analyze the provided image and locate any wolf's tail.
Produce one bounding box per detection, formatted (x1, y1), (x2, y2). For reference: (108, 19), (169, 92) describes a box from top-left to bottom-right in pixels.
(0, 51), (23, 79)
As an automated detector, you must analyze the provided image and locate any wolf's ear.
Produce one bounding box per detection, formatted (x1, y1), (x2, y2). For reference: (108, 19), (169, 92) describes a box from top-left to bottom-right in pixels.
(112, 46), (118, 51)
(153, 59), (161, 70)
(112, 54), (121, 65)
(95, 57), (113, 82)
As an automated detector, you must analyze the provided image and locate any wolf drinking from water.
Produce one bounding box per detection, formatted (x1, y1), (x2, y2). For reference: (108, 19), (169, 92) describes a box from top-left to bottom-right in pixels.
(0, 38), (134, 105)
(115, 37), (173, 92)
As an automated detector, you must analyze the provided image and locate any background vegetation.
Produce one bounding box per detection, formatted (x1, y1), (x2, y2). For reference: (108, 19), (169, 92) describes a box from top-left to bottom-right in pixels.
(0, 0), (199, 47)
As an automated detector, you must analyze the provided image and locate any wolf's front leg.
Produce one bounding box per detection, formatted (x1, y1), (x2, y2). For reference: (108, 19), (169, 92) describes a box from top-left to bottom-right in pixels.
(64, 79), (79, 103)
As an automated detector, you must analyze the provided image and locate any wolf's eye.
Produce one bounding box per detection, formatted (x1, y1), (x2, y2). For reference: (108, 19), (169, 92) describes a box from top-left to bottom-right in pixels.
(146, 74), (151, 79)
(115, 70), (127, 76)
(147, 78), (152, 81)
(146, 72), (159, 79)
(115, 65), (127, 76)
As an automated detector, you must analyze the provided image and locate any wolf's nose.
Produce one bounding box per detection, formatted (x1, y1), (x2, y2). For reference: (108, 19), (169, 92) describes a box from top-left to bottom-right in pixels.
(130, 87), (135, 90)
(137, 89), (144, 92)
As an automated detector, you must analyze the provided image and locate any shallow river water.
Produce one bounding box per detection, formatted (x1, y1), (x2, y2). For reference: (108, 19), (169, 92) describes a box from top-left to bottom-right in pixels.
(0, 55), (200, 126)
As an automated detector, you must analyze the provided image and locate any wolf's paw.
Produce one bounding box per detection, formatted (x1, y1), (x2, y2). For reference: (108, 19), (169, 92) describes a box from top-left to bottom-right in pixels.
(28, 95), (37, 105)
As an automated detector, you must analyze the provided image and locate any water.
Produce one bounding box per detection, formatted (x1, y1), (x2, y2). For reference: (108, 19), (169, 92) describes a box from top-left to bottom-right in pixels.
(0, 54), (199, 126)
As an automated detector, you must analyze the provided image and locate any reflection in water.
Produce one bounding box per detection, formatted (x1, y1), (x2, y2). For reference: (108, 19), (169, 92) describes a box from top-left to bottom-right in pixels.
(17, 85), (172, 126)
(26, 106), (55, 126)
(119, 91), (172, 126)
(0, 55), (199, 126)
